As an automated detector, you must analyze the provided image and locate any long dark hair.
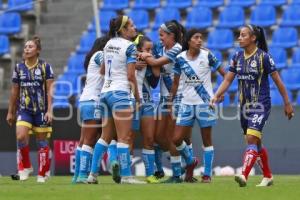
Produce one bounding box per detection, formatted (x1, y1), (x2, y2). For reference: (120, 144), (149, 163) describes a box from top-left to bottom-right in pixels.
(161, 20), (184, 44)
(108, 15), (130, 38)
(182, 29), (202, 51)
(84, 35), (109, 71)
(246, 24), (268, 52)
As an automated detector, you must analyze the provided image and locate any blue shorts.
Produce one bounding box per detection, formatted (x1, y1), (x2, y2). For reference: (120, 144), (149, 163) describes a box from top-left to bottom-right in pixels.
(100, 91), (132, 118)
(157, 96), (169, 116)
(240, 103), (271, 139)
(176, 104), (217, 128)
(132, 100), (157, 131)
(79, 100), (101, 122)
(157, 95), (183, 118)
(16, 110), (52, 134)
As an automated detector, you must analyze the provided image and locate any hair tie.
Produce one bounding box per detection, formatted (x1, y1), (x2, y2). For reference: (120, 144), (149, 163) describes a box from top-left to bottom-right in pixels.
(160, 23), (171, 33)
(117, 16), (129, 32)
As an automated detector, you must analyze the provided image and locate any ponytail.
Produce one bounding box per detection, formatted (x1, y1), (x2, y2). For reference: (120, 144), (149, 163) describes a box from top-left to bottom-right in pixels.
(246, 24), (268, 52)
(108, 15), (129, 38)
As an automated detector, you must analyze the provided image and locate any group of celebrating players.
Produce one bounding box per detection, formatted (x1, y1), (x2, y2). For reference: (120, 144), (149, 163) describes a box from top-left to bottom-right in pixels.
(7, 15), (294, 187)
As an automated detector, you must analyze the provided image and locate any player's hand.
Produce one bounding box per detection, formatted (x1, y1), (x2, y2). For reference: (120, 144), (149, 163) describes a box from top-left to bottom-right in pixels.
(136, 60), (147, 70)
(284, 102), (294, 120)
(6, 112), (16, 126)
(218, 94), (225, 103)
(44, 111), (53, 124)
(209, 96), (219, 108)
(140, 52), (152, 60)
(135, 100), (141, 113)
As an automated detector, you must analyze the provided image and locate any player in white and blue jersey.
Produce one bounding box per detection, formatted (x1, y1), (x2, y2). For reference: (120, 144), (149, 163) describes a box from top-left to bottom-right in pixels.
(73, 36), (109, 183)
(171, 29), (226, 183)
(87, 15), (145, 184)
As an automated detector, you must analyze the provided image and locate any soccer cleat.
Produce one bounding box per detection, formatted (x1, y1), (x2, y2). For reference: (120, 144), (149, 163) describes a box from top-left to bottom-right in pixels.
(87, 174), (99, 184)
(185, 176), (198, 183)
(37, 176), (46, 183)
(19, 167), (33, 181)
(111, 161), (121, 184)
(201, 175), (211, 183)
(235, 174), (247, 187)
(184, 158), (199, 182)
(71, 175), (78, 184)
(162, 176), (183, 184)
(256, 177), (273, 187)
(121, 177), (146, 184)
(154, 171), (165, 179)
(146, 175), (160, 184)
(76, 176), (88, 184)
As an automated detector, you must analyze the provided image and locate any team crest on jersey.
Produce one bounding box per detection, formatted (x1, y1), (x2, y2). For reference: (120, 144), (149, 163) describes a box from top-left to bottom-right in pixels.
(34, 68), (42, 80)
(249, 60), (258, 73)
(269, 57), (275, 66)
(20, 70), (26, 80)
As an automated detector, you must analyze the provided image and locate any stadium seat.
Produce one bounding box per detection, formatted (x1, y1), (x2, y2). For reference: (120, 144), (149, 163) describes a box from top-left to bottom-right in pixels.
(165, 0), (192, 9)
(291, 0), (300, 4)
(271, 27), (298, 48)
(101, 0), (128, 10)
(196, 0), (223, 8)
(270, 89), (292, 105)
(269, 47), (287, 69)
(269, 77), (276, 89)
(297, 93), (300, 105)
(52, 99), (70, 108)
(66, 53), (86, 74)
(250, 5), (276, 27)
(152, 8), (180, 30)
(7, 0), (34, 12)
(218, 6), (244, 28)
(185, 6), (212, 29)
(281, 68), (300, 90)
(228, 0), (256, 7)
(211, 50), (223, 63)
(146, 30), (159, 43)
(77, 31), (97, 54)
(290, 48), (300, 68)
(228, 78), (238, 93)
(281, 5), (300, 26)
(0, 12), (21, 34)
(207, 29), (234, 50)
(0, 35), (10, 55)
(260, 0), (287, 6)
(0, 0), (3, 10)
(89, 10), (117, 33)
(133, 0), (160, 10)
(128, 9), (149, 30)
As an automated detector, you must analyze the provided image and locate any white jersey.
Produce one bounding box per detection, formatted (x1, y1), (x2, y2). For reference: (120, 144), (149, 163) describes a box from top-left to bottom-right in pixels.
(80, 51), (104, 102)
(135, 67), (147, 100)
(101, 37), (137, 93)
(173, 49), (221, 105)
(153, 42), (182, 97)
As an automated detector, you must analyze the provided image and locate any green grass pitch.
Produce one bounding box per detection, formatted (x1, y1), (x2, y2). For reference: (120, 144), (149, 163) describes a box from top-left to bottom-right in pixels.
(1, 176), (300, 200)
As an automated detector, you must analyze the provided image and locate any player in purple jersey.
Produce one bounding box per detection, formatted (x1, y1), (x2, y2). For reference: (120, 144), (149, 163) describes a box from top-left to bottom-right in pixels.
(6, 36), (54, 183)
(211, 25), (294, 187)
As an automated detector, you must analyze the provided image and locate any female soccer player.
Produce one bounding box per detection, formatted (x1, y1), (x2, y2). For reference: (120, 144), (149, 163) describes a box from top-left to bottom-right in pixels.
(73, 36), (109, 183)
(6, 36), (54, 183)
(87, 15), (145, 184)
(139, 20), (187, 183)
(170, 29), (225, 183)
(211, 25), (294, 187)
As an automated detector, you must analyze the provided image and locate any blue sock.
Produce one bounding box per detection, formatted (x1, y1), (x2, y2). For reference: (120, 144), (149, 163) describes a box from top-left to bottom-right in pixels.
(188, 143), (194, 158)
(117, 143), (131, 177)
(79, 145), (93, 178)
(154, 144), (163, 172)
(74, 146), (81, 178)
(142, 149), (155, 177)
(108, 140), (117, 165)
(203, 146), (214, 177)
(171, 156), (182, 177)
(90, 138), (108, 174)
(176, 142), (193, 165)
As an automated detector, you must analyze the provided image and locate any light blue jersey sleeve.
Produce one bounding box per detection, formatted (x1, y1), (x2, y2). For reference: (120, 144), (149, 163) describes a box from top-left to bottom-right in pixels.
(173, 56), (184, 76)
(263, 52), (277, 74)
(208, 51), (221, 72)
(126, 44), (137, 64)
(165, 44), (182, 63)
(152, 42), (163, 59)
(94, 51), (103, 66)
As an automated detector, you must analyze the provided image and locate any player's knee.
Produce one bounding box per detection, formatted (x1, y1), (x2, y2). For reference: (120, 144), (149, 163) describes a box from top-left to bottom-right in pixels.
(36, 139), (48, 149)
(172, 135), (182, 147)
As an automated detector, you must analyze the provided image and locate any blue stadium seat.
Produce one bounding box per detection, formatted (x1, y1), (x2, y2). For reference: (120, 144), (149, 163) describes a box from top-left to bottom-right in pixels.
(281, 68), (300, 90)
(133, 0), (160, 9)
(207, 29), (234, 50)
(260, 0), (286, 6)
(0, 35), (10, 55)
(165, 0), (192, 9)
(250, 5), (276, 27)
(297, 93), (300, 105)
(196, 0), (223, 8)
(291, 0), (300, 4)
(146, 30), (159, 43)
(0, 0), (3, 10)
(152, 8), (180, 29)
(7, 0), (34, 12)
(269, 47), (287, 69)
(269, 76), (276, 89)
(0, 12), (21, 34)
(53, 99), (70, 108)
(66, 53), (86, 74)
(211, 50), (223, 63)
(281, 5), (300, 26)
(218, 6), (244, 28)
(228, 78), (238, 93)
(270, 89), (292, 105)
(128, 9), (149, 30)
(185, 6), (212, 29)
(228, 0), (256, 7)
(89, 10), (117, 33)
(290, 48), (300, 68)
(271, 27), (298, 48)
(102, 0), (128, 10)
(77, 31), (96, 54)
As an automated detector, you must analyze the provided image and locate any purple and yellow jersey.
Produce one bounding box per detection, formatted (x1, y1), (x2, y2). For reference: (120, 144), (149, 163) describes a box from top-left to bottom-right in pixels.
(12, 60), (54, 114)
(229, 48), (277, 106)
